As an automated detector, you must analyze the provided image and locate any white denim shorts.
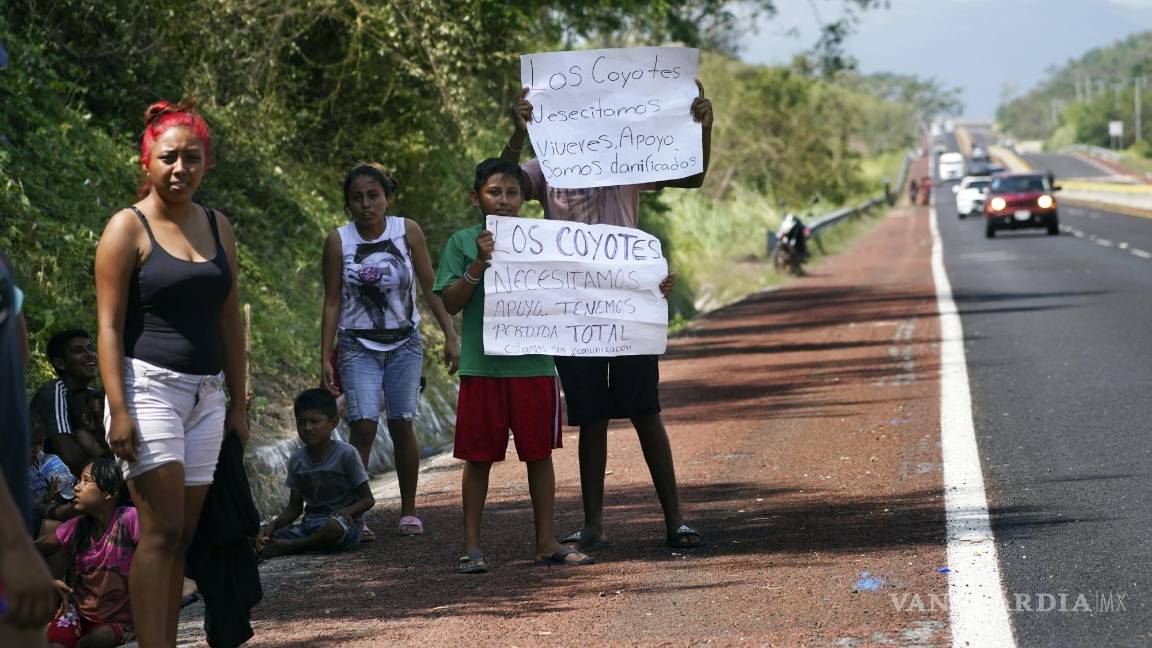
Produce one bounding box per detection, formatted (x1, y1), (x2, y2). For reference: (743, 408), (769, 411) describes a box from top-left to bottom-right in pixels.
(105, 357), (226, 486)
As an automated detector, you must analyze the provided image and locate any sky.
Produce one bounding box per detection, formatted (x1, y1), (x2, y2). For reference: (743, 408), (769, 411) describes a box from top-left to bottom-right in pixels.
(738, 0), (1152, 119)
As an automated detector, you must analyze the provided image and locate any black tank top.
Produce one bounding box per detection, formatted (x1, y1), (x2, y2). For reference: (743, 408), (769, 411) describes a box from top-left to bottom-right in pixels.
(123, 205), (232, 375)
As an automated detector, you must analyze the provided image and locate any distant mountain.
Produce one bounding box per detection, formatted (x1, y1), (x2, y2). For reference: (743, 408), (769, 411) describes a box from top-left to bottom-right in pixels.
(740, 0), (1152, 120)
(997, 29), (1152, 141)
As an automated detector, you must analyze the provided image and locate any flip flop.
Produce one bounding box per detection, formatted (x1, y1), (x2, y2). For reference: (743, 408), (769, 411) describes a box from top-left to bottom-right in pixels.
(561, 529), (610, 551)
(533, 546), (595, 567)
(398, 515), (424, 537)
(666, 523), (703, 548)
(458, 552), (488, 574)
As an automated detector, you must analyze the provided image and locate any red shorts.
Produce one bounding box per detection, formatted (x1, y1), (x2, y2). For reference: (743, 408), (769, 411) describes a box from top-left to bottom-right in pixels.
(46, 604), (130, 648)
(454, 376), (562, 462)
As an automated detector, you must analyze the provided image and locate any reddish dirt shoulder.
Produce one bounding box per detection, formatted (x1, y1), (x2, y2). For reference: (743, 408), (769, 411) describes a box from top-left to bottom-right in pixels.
(177, 178), (951, 647)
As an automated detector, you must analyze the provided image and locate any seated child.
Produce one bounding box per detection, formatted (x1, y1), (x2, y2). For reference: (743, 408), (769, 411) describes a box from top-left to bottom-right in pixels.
(36, 455), (136, 648)
(433, 158), (594, 574)
(67, 389), (108, 457)
(255, 388), (375, 558)
(28, 415), (78, 538)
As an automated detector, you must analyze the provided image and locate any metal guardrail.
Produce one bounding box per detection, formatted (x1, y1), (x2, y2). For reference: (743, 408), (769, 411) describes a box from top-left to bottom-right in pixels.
(1063, 144), (1123, 163)
(801, 150), (912, 239)
(808, 196), (886, 238)
(765, 150), (912, 256)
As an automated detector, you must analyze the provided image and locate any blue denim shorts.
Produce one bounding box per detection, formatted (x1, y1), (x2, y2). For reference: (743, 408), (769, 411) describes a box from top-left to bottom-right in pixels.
(338, 332), (423, 423)
(271, 513), (361, 551)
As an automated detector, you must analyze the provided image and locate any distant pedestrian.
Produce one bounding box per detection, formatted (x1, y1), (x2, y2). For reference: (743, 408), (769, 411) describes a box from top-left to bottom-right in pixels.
(94, 98), (248, 646)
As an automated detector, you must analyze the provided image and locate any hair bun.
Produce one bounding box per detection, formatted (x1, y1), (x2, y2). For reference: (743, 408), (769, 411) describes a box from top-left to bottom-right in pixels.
(144, 100), (175, 125)
(367, 162), (399, 193)
(143, 97), (199, 125)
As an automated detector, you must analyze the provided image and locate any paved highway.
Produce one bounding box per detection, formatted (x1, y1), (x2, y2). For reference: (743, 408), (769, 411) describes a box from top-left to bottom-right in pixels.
(933, 133), (1152, 645)
(1020, 153), (1110, 179)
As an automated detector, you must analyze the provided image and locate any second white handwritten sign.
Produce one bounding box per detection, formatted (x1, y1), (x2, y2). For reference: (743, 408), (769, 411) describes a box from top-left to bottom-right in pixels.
(520, 46), (702, 189)
(482, 215), (669, 356)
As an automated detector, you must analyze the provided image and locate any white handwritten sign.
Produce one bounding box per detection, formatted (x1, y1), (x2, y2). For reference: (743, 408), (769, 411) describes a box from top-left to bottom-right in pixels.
(520, 46), (701, 189)
(482, 215), (669, 356)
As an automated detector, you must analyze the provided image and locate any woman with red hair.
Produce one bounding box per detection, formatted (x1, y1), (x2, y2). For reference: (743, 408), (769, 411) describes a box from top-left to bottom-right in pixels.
(94, 99), (247, 647)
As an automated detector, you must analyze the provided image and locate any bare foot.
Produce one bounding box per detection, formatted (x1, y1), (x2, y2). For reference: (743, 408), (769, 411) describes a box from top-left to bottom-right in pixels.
(261, 538), (289, 558)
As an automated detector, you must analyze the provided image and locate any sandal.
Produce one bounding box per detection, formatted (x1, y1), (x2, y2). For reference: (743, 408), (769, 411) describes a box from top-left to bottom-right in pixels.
(561, 529), (610, 551)
(458, 552), (488, 574)
(665, 523), (703, 548)
(533, 546), (595, 567)
(398, 515), (424, 537)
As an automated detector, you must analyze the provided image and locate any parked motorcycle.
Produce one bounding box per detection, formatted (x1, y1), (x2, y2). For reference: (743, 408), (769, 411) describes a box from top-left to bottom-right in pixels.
(772, 212), (810, 276)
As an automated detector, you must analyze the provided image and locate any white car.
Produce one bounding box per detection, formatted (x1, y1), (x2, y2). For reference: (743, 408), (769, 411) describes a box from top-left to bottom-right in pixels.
(938, 152), (965, 181)
(952, 176), (991, 219)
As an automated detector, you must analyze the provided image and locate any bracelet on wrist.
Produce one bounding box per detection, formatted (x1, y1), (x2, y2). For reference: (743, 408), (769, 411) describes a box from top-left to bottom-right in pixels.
(463, 270), (481, 285)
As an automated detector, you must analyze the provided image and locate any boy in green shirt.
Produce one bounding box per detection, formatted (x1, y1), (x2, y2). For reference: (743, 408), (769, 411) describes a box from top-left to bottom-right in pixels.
(434, 158), (594, 574)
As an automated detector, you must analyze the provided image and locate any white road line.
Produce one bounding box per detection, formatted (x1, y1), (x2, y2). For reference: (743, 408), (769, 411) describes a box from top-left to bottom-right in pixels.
(1119, 242), (1130, 250)
(1097, 239), (1114, 247)
(930, 207), (1017, 648)
(1132, 249), (1152, 259)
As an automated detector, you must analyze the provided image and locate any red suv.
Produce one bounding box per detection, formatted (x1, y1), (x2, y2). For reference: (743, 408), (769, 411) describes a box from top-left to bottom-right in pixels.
(984, 172), (1060, 238)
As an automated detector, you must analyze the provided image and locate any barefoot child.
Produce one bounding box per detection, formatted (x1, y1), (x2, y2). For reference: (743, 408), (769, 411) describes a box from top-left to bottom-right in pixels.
(36, 456), (136, 648)
(255, 389), (374, 558)
(434, 158), (594, 573)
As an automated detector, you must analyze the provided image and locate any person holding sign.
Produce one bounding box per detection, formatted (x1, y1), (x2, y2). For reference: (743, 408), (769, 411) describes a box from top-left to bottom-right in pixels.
(433, 159), (594, 573)
(500, 77), (712, 550)
(320, 163), (460, 540)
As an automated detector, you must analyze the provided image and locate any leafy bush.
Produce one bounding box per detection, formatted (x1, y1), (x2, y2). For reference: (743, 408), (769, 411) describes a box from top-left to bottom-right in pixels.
(2, 3), (921, 437)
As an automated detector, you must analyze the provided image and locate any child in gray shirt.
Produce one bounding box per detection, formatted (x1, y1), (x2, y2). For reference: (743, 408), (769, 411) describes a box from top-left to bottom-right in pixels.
(255, 389), (375, 557)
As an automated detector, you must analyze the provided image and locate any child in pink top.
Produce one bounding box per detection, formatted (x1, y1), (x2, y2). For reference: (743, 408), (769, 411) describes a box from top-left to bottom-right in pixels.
(37, 456), (137, 648)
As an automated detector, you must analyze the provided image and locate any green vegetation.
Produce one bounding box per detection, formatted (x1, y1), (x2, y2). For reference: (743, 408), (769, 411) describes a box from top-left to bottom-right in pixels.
(998, 29), (1152, 155)
(2, 2), (932, 438)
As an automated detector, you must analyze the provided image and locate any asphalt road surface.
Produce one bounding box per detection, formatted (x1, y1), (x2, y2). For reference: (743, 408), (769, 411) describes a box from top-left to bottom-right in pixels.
(1021, 152), (1110, 179)
(934, 134), (1152, 645)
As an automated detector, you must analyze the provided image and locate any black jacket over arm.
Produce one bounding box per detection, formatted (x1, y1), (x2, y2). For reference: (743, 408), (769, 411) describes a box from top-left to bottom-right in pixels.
(187, 433), (263, 647)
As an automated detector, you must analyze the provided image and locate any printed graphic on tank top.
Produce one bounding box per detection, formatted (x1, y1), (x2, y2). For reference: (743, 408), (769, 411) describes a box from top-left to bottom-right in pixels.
(338, 217), (420, 352)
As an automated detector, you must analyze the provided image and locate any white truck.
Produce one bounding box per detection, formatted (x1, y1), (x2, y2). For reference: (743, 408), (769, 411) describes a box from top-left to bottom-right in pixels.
(937, 152), (965, 181)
